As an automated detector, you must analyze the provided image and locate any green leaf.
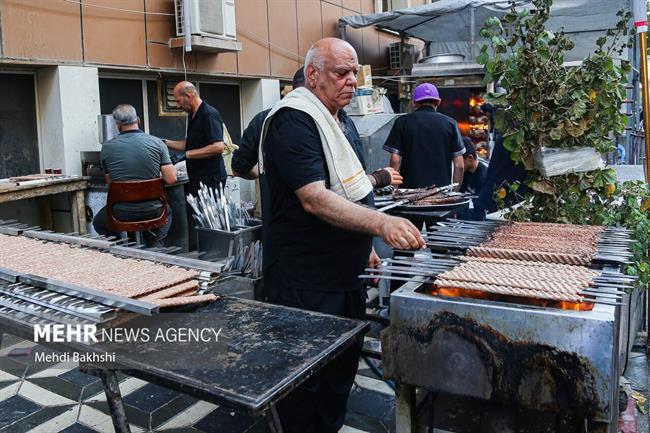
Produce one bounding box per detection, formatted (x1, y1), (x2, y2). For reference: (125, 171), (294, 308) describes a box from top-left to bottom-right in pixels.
(476, 52), (490, 65)
(479, 28), (492, 39)
(482, 71), (494, 85)
(491, 35), (506, 47)
(503, 133), (517, 151)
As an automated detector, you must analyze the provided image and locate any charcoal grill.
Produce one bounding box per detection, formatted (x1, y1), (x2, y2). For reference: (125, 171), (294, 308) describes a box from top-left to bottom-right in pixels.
(365, 219), (635, 433)
(383, 278), (622, 432)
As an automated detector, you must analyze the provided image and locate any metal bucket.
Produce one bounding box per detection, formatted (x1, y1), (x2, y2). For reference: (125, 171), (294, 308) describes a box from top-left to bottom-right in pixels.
(196, 219), (261, 260)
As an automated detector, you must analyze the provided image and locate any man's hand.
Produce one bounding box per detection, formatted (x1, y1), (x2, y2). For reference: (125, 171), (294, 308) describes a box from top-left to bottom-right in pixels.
(379, 216), (426, 250)
(367, 247), (381, 285)
(295, 181), (425, 250)
(368, 247), (381, 268)
(383, 167), (403, 187)
(369, 167), (402, 188)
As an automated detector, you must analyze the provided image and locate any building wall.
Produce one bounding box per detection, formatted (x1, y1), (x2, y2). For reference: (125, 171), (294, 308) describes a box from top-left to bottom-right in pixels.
(0, 0), (425, 79)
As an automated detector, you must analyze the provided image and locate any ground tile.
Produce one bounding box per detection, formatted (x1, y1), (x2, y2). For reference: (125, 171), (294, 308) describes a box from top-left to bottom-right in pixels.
(347, 386), (394, 419)
(60, 423), (101, 433)
(194, 406), (258, 433)
(0, 404), (74, 433)
(27, 377), (84, 402)
(625, 355), (648, 392)
(0, 356), (28, 378)
(124, 382), (181, 413)
(151, 394), (198, 429)
(86, 400), (149, 429)
(80, 381), (106, 401)
(0, 395), (41, 429)
(60, 369), (101, 387)
(344, 411), (389, 433)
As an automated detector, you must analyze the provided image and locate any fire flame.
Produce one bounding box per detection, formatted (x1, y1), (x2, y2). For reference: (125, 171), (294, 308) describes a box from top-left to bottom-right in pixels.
(427, 285), (594, 311)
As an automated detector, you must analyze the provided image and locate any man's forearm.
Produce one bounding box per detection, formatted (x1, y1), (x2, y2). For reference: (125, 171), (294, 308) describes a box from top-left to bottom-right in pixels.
(186, 142), (224, 159)
(165, 139), (186, 151)
(299, 184), (385, 236)
(233, 164), (259, 180)
(453, 162), (464, 191)
(389, 154), (401, 171)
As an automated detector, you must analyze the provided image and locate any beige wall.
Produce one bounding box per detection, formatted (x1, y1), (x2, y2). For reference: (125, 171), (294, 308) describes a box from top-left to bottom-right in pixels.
(0, 0), (414, 79)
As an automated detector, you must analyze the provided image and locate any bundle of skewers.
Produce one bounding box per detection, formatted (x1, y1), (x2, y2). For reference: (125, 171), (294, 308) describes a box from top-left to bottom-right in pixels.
(375, 184), (472, 212)
(359, 252), (633, 309)
(359, 218), (636, 310)
(222, 240), (262, 279)
(393, 186), (473, 206)
(423, 219), (634, 265)
(186, 183), (250, 231)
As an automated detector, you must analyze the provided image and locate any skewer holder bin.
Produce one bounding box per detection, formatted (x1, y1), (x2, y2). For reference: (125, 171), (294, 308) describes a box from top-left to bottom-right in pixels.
(196, 219), (262, 260)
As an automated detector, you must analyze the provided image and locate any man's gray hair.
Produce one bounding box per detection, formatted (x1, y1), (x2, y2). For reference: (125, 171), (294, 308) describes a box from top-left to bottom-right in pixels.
(112, 104), (138, 126)
(304, 44), (325, 71)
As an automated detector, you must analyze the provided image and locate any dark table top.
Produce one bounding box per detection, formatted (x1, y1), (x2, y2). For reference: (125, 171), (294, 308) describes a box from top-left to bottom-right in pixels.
(0, 296), (369, 416)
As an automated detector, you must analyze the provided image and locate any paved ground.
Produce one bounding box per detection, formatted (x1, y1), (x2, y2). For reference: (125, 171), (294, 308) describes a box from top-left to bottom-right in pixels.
(0, 331), (396, 433)
(0, 320), (647, 432)
(622, 336), (649, 433)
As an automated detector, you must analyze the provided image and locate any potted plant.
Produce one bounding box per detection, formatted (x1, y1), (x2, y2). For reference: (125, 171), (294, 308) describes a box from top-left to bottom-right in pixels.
(477, 0), (649, 291)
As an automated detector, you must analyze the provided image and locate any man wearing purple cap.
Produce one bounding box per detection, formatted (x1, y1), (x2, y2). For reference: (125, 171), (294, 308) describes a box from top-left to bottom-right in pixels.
(383, 82), (465, 189)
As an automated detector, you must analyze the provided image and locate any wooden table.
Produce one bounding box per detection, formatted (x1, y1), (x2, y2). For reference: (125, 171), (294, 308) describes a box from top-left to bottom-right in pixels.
(0, 176), (89, 234)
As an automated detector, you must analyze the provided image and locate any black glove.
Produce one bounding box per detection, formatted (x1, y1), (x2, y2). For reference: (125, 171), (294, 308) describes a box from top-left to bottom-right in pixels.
(370, 168), (392, 188)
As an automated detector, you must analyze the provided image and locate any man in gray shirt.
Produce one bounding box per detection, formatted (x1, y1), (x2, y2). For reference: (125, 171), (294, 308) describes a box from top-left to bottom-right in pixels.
(93, 104), (177, 246)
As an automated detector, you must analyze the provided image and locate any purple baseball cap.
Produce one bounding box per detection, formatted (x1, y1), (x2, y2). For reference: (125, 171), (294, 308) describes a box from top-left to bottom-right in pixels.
(412, 83), (440, 103)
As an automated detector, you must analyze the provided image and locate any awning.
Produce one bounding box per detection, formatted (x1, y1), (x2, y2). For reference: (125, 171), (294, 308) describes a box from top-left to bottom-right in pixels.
(340, 0), (630, 63)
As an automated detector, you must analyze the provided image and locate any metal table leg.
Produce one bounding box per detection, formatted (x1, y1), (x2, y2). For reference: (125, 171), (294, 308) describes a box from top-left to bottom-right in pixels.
(266, 405), (284, 433)
(395, 382), (416, 433)
(98, 369), (131, 433)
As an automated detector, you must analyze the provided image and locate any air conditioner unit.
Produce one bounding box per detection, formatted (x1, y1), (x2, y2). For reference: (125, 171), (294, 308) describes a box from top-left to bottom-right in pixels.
(389, 42), (415, 70)
(174, 0), (236, 40)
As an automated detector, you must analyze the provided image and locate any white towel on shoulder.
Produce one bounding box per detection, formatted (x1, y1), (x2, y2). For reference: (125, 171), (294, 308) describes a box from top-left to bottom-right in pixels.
(258, 87), (372, 203)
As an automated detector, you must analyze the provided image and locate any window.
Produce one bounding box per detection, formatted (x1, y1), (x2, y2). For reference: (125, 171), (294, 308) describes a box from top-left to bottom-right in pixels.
(378, 0), (409, 13)
(0, 73), (39, 177)
(99, 78), (146, 131)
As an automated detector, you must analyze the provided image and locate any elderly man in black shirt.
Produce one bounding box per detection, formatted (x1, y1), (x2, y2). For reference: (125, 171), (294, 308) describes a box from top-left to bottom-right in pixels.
(260, 37), (425, 433)
(164, 81), (227, 196)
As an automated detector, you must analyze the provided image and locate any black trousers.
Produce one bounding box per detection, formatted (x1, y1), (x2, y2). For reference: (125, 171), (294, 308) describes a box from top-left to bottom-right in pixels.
(266, 270), (366, 433)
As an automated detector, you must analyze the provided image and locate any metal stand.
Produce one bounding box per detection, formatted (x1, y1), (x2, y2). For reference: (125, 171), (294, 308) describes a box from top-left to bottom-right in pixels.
(98, 369), (131, 433)
(395, 382), (416, 433)
(266, 406), (284, 433)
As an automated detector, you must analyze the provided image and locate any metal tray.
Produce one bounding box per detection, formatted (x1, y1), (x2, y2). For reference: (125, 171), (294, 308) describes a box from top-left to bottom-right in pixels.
(397, 198), (471, 211)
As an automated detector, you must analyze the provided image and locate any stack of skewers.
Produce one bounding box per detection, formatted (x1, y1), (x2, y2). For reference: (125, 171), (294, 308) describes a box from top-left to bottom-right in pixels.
(222, 240), (262, 279)
(187, 183), (250, 231)
(361, 219), (635, 310)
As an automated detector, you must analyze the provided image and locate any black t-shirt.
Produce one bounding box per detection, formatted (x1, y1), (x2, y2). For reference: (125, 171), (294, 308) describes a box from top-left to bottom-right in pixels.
(383, 106), (465, 188)
(231, 108), (270, 175)
(185, 102), (227, 185)
(461, 161), (488, 195)
(262, 107), (373, 292)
